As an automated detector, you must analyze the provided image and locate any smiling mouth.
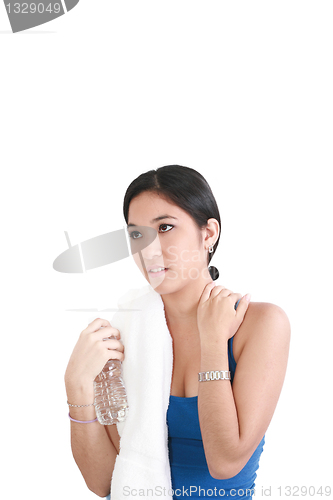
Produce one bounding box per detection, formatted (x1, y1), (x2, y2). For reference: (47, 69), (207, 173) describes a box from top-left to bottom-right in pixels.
(147, 267), (168, 276)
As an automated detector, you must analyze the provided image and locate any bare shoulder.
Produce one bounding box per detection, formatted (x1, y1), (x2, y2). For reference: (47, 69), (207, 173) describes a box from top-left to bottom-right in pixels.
(233, 301), (291, 364)
(244, 301), (290, 333)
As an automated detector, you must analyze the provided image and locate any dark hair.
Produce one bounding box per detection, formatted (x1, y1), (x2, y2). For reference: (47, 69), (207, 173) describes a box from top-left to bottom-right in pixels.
(123, 165), (221, 265)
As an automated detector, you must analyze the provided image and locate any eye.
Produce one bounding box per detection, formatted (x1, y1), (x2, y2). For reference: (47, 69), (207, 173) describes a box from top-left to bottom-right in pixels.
(129, 230), (142, 239)
(159, 223), (173, 233)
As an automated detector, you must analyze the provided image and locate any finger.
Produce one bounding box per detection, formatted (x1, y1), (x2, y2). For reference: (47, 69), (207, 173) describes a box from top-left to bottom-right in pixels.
(102, 338), (124, 352)
(210, 285), (228, 299)
(211, 287), (234, 300)
(235, 294), (251, 319)
(229, 292), (243, 309)
(106, 349), (125, 362)
(84, 317), (111, 333)
(98, 325), (121, 340)
(90, 325), (121, 341)
(199, 281), (216, 304)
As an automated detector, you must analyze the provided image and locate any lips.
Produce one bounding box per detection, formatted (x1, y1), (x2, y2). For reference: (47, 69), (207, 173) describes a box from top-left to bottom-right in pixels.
(146, 265), (169, 278)
(146, 265), (168, 273)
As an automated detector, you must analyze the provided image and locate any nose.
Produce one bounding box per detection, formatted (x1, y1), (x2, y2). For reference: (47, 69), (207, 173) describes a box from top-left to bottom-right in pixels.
(141, 236), (162, 261)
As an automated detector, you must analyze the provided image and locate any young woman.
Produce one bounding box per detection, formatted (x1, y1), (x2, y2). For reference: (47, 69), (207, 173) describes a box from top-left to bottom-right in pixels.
(65, 165), (290, 499)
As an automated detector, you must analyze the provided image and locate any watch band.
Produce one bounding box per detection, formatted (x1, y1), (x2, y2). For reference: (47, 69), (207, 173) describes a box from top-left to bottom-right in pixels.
(198, 370), (231, 382)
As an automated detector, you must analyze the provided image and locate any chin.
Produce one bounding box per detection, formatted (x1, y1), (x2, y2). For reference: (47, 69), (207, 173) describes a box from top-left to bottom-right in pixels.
(148, 279), (174, 294)
(149, 277), (190, 297)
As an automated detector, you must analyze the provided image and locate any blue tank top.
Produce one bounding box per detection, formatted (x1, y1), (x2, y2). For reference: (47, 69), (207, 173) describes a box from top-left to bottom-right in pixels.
(166, 334), (265, 500)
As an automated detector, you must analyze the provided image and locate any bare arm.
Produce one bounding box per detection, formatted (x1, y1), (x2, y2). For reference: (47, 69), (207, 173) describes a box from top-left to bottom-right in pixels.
(198, 300), (290, 479)
(65, 318), (125, 497)
(66, 382), (118, 498)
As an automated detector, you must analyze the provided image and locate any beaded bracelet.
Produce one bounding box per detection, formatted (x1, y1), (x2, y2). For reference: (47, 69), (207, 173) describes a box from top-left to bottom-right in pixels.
(68, 412), (98, 423)
(67, 400), (95, 408)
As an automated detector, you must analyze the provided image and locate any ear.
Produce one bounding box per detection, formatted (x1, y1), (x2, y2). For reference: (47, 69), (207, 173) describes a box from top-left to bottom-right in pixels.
(203, 218), (220, 247)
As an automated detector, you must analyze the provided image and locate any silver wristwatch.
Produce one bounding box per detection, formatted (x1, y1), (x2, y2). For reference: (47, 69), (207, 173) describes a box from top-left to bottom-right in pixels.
(198, 370), (231, 382)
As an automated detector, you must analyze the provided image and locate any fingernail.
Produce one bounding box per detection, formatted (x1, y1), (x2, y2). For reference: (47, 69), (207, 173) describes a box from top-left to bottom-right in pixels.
(244, 293), (251, 302)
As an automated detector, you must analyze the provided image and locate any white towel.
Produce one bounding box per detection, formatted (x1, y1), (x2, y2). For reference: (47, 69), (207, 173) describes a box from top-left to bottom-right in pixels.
(109, 284), (174, 499)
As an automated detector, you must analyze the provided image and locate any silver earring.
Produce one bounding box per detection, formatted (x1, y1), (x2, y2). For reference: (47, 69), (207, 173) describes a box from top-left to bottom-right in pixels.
(208, 245), (214, 253)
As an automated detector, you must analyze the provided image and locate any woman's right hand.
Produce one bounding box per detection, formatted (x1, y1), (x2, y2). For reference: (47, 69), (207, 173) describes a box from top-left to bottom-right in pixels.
(64, 318), (125, 394)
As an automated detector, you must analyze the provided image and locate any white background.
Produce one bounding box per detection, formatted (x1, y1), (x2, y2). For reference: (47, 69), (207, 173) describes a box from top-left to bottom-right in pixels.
(0, 1), (332, 499)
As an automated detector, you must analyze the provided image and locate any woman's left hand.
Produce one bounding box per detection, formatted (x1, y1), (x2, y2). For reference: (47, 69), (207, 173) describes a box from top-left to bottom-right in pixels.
(197, 282), (251, 346)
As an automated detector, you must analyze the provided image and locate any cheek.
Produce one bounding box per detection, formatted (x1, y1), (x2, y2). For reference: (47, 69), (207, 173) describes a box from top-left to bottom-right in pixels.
(165, 240), (203, 267)
(164, 237), (186, 263)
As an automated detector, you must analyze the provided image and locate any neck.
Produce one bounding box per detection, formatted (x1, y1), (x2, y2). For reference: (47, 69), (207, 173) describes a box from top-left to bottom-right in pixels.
(160, 272), (214, 331)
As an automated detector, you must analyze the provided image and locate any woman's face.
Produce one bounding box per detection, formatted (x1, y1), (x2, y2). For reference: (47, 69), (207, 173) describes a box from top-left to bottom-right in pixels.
(127, 191), (217, 294)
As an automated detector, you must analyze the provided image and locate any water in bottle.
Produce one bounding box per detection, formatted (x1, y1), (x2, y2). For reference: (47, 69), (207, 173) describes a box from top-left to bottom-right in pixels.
(93, 337), (129, 425)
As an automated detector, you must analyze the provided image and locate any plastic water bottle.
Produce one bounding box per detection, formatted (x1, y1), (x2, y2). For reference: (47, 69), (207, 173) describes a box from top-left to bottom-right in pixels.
(93, 337), (129, 425)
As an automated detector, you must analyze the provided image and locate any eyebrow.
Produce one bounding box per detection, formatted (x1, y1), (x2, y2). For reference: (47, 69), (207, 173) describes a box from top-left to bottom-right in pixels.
(127, 215), (178, 228)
